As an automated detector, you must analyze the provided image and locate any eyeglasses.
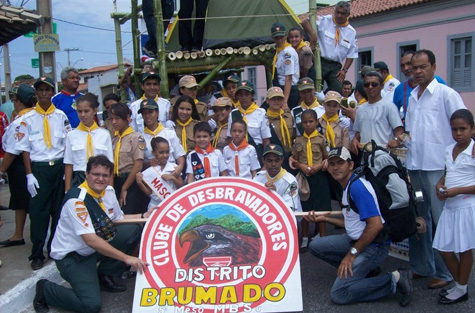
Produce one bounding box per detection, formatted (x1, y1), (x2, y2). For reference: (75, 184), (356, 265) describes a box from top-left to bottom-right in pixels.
(364, 82), (381, 88)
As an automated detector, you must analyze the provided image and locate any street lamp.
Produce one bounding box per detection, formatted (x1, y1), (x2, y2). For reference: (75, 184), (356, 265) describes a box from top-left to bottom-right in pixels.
(72, 58), (84, 67)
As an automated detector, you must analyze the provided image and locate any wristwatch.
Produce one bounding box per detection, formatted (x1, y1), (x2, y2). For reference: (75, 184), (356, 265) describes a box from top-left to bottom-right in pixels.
(350, 247), (358, 256)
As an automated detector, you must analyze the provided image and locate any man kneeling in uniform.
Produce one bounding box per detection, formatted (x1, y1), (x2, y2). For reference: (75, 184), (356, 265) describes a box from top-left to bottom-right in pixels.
(33, 155), (152, 313)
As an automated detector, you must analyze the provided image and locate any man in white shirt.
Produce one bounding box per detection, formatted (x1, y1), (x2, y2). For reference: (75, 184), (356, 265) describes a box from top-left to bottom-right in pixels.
(317, 1), (358, 93)
(404, 49), (466, 289)
(374, 61), (400, 103)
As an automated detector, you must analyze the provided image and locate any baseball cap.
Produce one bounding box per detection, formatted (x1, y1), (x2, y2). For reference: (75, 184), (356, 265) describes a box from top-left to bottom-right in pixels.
(212, 97), (233, 108)
(271, 22), (286, 38)
(373, 61), (389, 71)
(327, 147), (352, 161)
(224, 74), (240, 84)
(141, 72), (161, 83)
(297, 77), (314, 91)
(137, 99), (159, 114)
(323, 91), (342, 104)
(359, 65), (375, 76)
(236, 80), (255, 94)
(179, 75), (199, 88)
(266, 86), (284, 99)
(15, 84), (36, 104)
(263, 144), (284, 157)
(34, 76), (55, 90)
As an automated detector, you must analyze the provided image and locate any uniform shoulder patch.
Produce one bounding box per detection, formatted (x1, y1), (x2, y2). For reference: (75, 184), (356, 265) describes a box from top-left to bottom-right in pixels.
(289, 181), (298, 197)
(138, 135), (146, 150)
(284, 52), (291, 59)
(285, 60), (291, 65)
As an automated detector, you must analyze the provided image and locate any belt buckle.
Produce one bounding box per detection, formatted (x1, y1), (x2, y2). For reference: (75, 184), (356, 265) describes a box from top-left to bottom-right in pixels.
(49, 160), (54, 166)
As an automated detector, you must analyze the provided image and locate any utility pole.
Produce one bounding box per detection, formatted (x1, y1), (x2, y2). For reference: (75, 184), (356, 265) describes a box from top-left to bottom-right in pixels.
(36, 0), (57, 83)
(64, 48), (79, 67)
(2, 43), (12, 102)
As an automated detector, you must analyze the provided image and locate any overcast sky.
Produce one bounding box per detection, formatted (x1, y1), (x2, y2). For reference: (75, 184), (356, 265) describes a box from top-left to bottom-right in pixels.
(1, 0), (338, 81)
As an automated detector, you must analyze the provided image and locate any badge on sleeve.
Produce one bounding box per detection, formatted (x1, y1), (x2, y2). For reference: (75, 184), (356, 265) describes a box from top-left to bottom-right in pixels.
(284, 52), (291, 59)
(138, 136), (146, 150)
(289, 182), (298, 197)
(285, 60), (291, 65)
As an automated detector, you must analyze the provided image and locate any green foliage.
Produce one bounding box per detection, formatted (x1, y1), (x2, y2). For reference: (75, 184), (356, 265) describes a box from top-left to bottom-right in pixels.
(180, 214), (259, 238)
(14, 74), (34, 82)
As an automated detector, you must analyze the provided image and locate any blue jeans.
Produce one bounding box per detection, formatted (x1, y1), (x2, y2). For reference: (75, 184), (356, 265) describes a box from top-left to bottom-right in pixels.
(408, 170), (452, 281)
(309, 233), (395, 304)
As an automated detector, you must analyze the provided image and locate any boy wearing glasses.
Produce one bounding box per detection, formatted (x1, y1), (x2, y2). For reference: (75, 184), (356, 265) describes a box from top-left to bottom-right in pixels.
(350, 71), (403, 155)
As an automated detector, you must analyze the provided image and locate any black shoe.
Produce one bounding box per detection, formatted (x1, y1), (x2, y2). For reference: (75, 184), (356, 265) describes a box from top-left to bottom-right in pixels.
(33, 279), (50, 313)
(31, 259), (44, 271)
(366, 266), (382, 278)
(98, 274), (127, 292)
(438, 293), (469, 305)
(0, 238), (25, 246)
(396, 269), (413, 307)
(141, 46), (157, 58)
(439, 288), (450, 297)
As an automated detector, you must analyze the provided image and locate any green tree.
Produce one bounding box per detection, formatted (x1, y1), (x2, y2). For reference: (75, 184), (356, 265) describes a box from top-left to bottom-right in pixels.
(14, 74), (35, 82)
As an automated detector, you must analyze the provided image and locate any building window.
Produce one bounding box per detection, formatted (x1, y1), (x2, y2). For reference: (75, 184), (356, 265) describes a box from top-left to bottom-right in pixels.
(451, 36), (472, 90)
(247, 67), (257, 87)
(356, 48), (373, 81)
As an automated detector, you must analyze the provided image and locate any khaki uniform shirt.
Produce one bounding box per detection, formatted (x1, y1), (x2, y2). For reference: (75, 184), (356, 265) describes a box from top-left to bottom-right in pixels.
(318, 118), (350, 150)
(291, 134), (327, 166)
(213, 124), (230, 152)
(112, 131), (145, 174)
(174, 119), (198, 153)
(267, 112), (295, 153)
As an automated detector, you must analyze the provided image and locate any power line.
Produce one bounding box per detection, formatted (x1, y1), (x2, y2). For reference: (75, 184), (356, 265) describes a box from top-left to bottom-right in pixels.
(52, 17), (132, 33)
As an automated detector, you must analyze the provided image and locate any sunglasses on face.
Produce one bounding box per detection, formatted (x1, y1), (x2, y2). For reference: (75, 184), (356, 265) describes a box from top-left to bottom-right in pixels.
(364, 82), (381, 88)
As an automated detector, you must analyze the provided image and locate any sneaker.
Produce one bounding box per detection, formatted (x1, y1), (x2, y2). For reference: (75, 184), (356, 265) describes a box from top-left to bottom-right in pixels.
(396, 269), (413, 307)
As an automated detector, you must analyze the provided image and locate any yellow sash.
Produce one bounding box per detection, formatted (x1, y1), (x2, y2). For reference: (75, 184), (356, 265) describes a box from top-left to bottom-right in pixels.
(144, 123), (164, 137)
(79, 180), (106, 212)
(267, 109), (292, 149)
(238, 102), (259, 123)
(295, 40), (307, 52)
(114, 126), (134, 176)
(212, 122), (227, 148)
(321, 113), (339, 148)
(266, 168), (287, 183)
(272, 42), (292, 79)
(35, 103), (56, 149)
(77, 122), (99, 159)
(303, 129), (320, 166)
(176, 117), (193, 152)
(332, 16), (349, 46)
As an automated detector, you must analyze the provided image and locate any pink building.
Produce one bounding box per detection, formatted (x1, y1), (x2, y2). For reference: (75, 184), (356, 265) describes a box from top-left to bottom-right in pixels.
(318, 0), (475, 112)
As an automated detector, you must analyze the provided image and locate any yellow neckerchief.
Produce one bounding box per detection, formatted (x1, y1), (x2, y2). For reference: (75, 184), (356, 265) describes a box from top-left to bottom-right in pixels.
(300, 98), (320, 110)
(79, 180), (106, 212)
(35, 103), (56, 149)
(77, 122), (99, 159)
(113, 126), (134, 176)
(194, 98), (199, 105)
(267, 109), (292, 149)
(212, 121), (227, 148)
(383, 74), (394, 85)
(17, 108), (34, 118)
(321, 113), (339, 148)
(332, 16), (349, 46)
(266, 168), (287, 184)
(140, 95), (159, 102)
(221, 89), (239, 108)
(303, 129), (320, 166)
(238, 102), (259, 123)
(176, 117), (193, 152)
(272, 42), (292, 79)
(144, 123), (164, 137)
(358, 98), (367, 105)
(295, 40), (307, 52)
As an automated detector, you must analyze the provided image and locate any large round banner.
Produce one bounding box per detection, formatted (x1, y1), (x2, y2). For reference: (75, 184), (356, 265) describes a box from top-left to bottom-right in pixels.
(132, 177), (302, 313)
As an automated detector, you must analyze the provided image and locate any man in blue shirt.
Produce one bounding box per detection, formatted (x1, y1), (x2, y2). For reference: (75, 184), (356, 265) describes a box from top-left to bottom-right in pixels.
(306, 147), (413, 307)
(52, 67), (83, 128)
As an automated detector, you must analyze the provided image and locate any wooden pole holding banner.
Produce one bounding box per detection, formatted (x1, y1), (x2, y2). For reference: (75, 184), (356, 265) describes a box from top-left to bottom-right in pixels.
(153, 0), (170, 98)
(114, 211), (343, 224)
(309, 0), (322, 92)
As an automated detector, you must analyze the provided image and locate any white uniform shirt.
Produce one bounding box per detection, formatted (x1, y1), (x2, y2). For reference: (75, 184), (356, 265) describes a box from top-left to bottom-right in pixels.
(222, 144), (260, 179)
(15, 108), (71, 161)
(353, 98), (402, 146)
(142, 127), (186, 163)
(253, 170), (302, 213)
(381, 76), (400, 103)
(227, 108), (272, 145)
(142, 162), (178, 210)
(50, 186), (124, 260)
(186, 149), (227, 177)
(2, 114), (29, 155)
(276, 46), (299, 86)
(64, 128), (113, 171)
(317, 14), (358, 64)
(129, 97), (171, 133)
(405, 79), (466, 171)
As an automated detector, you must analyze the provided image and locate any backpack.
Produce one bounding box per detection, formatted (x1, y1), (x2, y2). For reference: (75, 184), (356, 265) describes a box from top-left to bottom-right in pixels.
(347, 140), (417, 243)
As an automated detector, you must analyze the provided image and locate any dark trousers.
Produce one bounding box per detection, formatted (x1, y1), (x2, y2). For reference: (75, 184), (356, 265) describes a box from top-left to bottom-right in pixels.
(178, 0), (209, 49)
(143, 0), (175, 52)
(29, 162), (65, 261)
(43, 224), (142, 313)
(114, 174), (149, 214)
(321, 58), (343, 94)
